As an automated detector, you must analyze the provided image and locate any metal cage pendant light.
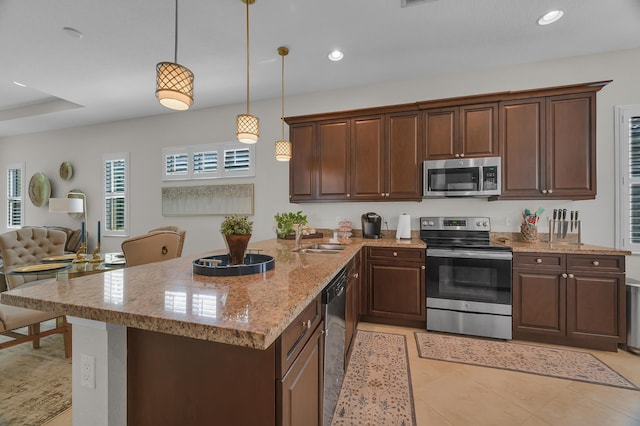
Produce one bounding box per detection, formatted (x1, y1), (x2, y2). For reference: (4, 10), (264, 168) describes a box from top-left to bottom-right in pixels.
(274, 47), (292, 161)
(236, 0), (259, 144)
(156, 0), (194, 111)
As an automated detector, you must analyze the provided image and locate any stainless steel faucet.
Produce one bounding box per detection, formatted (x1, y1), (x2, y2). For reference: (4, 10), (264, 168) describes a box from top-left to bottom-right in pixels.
(294, 223), (303, 248)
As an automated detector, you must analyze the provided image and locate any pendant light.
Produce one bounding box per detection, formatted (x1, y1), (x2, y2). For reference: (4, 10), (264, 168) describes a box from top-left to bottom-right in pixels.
(236, 0), (259, 144)
(274, 46), (292, 161)
(156, 0), (194, 111)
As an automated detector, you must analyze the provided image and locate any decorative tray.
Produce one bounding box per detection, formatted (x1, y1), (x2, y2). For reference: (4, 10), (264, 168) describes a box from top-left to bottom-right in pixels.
(12, 263), (71, 273)
(193, 254), (275, 277)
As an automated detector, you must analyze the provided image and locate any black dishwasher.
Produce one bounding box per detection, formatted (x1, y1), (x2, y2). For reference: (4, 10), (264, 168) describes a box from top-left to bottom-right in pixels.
(322, 266), (347, 426)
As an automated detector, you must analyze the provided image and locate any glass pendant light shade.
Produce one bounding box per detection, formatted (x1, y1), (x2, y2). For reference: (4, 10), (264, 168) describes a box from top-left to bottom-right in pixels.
(236, 114), (260, 144)
(156, 62), (194, 111)
(275, 140), (292, 161)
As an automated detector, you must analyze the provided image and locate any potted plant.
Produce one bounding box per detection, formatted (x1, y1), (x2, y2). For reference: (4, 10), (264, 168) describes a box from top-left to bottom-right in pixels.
(220, 215), (253, 265)
(274, 211), (308, 239)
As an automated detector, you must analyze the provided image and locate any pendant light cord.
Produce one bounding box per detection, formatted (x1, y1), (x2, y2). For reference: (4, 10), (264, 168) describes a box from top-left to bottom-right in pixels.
(174, 0), (179, 63)
(245, 0), (251, 115)
(281, 51), (285, 140)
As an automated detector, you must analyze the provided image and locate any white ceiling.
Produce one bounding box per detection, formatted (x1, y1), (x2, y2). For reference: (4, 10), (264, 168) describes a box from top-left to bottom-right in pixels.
(1, 0), (640, 137)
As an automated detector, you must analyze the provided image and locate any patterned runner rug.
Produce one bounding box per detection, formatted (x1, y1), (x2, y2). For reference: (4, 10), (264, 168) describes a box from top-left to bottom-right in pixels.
(0, 330), (71, 425)
(332, 330), (416, 426)
(415, 332), (638, 391)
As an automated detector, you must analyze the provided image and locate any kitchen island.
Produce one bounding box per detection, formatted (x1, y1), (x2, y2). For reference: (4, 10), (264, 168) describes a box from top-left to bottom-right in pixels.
(0, 236), (423, 426)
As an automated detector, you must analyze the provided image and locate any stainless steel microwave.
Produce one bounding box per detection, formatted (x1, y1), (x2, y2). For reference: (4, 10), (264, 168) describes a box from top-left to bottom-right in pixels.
(423, 156), (501, 197)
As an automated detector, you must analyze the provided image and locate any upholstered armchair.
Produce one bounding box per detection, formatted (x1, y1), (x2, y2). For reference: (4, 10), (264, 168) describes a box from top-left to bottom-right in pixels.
(0, 227), (67, 290)
(121, 230), (181, 267)
(0, 227), (72, 356)
(148, 226), (186, 257)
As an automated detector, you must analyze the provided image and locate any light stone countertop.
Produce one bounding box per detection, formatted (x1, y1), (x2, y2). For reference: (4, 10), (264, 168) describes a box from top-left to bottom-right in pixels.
(0, 236), (424, 350)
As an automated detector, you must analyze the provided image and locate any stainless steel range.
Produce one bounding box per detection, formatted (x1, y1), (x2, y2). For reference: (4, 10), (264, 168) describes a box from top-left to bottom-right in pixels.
(420, 217), (513, 340)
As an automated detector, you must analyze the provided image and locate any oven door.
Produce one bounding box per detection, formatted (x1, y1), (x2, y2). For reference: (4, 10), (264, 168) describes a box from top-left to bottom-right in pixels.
(426, 248), (512, 314)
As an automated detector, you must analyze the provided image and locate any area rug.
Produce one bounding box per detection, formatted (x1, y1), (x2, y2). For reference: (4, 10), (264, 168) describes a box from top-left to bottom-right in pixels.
(332, 330), (416, 426)
(0, 327), (72, 425)
(415, 332), (638, 391)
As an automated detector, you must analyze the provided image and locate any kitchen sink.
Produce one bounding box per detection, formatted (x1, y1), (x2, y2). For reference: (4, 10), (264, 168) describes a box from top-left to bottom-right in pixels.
(295, 243), (346, 254)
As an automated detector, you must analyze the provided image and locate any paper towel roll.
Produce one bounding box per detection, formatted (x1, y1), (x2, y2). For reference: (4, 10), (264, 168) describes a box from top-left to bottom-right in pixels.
(396, 214), (411, 239)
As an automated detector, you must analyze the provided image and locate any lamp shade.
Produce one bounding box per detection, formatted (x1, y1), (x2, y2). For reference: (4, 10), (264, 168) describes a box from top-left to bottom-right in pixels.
(236, 114), (260, 144)
(156, 62), (194, 111)
(49, 197), (84, 214)
(274, 140), (292, 161)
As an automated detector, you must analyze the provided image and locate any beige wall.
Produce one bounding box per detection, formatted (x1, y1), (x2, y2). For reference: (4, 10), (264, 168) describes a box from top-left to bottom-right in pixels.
(2, 47), (640, 275)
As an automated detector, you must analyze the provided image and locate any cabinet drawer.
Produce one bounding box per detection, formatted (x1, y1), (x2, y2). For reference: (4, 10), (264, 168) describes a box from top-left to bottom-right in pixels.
(367, 246), (425, 262)
(513, 253), (565, 270)
(567, 254), (624, 273)
(277, 295), (322, 377)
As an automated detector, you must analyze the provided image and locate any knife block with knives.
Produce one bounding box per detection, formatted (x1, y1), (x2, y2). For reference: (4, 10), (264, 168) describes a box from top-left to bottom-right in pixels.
(548, 208), (582, 244)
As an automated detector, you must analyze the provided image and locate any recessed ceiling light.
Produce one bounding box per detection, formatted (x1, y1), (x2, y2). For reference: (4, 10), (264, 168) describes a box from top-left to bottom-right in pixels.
(62, 27), (84, 39)
(12, 81), (27, 87)
(537, 10), (564, 26)
(328, 50), (344, 62)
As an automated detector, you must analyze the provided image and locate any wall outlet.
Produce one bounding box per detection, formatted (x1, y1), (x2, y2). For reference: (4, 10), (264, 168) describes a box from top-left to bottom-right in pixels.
(80, 354), (96, 389)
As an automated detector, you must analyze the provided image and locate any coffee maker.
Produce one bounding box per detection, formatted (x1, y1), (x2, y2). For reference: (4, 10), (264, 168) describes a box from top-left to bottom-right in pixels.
(361, 212), (382, 239)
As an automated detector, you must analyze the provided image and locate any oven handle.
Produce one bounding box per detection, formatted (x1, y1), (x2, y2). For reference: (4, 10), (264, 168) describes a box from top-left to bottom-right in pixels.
(426, 248), (513, 261)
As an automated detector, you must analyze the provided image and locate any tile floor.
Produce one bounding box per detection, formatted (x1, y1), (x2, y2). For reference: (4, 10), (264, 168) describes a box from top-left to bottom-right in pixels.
(43, 322), (640, 425)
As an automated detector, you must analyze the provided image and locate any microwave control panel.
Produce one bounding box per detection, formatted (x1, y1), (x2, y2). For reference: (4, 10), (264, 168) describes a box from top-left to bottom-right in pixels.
(483, 166), (498, 190)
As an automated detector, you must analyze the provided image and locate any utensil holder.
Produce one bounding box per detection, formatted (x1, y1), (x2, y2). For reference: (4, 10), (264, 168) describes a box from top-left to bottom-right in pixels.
(520, 224), (538, 242)
(548, 219), (582, 244)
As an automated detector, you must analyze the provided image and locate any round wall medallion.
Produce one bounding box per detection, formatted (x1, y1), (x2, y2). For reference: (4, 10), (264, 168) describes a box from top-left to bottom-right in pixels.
(28, 172), (51, 207)
(59, 161), (73, 181)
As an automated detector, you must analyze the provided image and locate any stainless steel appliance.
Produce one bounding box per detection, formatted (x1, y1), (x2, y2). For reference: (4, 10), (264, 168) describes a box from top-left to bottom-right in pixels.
(421, 216), (513, 339)
(322, 267), (347, 425)
(423, 156), (501, 197)
(361, 212), (382, 239)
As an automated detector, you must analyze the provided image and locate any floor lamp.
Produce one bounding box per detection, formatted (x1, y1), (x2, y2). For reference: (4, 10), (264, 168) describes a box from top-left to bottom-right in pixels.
(49, 192), (87, 258)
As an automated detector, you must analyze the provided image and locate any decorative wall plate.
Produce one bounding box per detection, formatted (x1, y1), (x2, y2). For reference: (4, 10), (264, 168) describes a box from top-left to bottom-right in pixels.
(28, 172), (51, 207)
(59, 161), (73, 181)
(67, 189), (85, 219)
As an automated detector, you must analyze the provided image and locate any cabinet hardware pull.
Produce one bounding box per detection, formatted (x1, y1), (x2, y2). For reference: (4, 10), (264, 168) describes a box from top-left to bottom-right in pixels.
(548, 189), (553, 194)
(542, 189), (547, 194)
(562, 273), (568, 278)
(347, 193), (350, 197)
(460, 153), (464, 158)
(386, 193), (390, 197)
(455, 154), (460, 158)
(353, 273), (359, 279)
(421, 265), (425, 270)
(393, 252), (398, 257)
(302, 320), (311, 329)
(568, 273), (574, 279)
(381, 193), (385, 197)
(536, 258), (543, 263)
(592, 261), (600, 266)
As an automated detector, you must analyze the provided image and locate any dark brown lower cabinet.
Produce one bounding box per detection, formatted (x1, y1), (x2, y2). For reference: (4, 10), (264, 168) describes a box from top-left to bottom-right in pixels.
(128, 295), (324, 426)
(278, 324), (324, 426)
(361, 247), (425, 328)
(513, 253), (625, 351)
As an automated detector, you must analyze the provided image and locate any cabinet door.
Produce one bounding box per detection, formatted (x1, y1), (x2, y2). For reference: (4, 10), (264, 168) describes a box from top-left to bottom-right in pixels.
(512, 268), (566, 339)
(279, 324), (323, 426)
(459, 103), (499, 158)
(423, 107), (457, 160)
(289, 123), (315, 202)
(351, 116), (385, 200)
(499, 99), (546, 198)
(545, 93), (596, 199)
(566, 273), (625, 347)
(366, 261), (425, 325)
(386, 112), (422, 200)
(317, 120), (350, 200)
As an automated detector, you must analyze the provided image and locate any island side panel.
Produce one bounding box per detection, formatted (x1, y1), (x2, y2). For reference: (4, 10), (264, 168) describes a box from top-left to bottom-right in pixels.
(127, 328), (277, 426)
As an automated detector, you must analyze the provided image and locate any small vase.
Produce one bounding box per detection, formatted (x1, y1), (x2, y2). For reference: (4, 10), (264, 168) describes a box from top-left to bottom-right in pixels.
(225, 234), (251, 265)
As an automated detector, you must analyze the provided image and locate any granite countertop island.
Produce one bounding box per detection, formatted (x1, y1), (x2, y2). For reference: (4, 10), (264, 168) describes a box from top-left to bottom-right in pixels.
(0, 236), (424, 350)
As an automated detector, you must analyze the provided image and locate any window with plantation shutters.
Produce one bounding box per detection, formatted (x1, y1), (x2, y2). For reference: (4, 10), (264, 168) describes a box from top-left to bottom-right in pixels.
(615, 106), (640, 253)
(6, 163), (24, 228)
(104, 152), (129, 237)
(162, 143), (254, 180)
